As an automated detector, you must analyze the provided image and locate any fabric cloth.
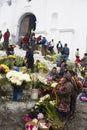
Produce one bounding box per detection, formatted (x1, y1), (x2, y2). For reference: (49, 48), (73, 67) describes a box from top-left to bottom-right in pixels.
(79, 93), (87, 102)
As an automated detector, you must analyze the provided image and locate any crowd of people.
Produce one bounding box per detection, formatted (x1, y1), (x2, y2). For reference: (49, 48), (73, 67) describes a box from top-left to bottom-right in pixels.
(0, 29), (15, 56)
(45, 64), (87, 121)
(0, 29), (87, 122)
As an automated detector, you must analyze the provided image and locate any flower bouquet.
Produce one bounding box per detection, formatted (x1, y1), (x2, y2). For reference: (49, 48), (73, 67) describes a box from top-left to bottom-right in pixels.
(6, 70), (31, 101)
(0, 64), (9, 73)
(38, 120), (50, 130)
(6, 70), (31, 88)
(25, 119), (38, 130)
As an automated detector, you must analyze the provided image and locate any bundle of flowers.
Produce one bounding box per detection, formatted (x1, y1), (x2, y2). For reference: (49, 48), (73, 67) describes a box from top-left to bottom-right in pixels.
(0, 56), (15, 68)
(29, 73), (39, 89)
(34, 61), (49, 73)
(45, 54), (58, 62)
(25, 119), (38, 130)
(38, 120), (50, 130)
(8, 55), (16, 59)
(36, 94), (50, 106)
(14, 56), (25, 67)
(0, 64), (9, 73)
(6, 70), (31, 88)
(66, 59), (75, 70)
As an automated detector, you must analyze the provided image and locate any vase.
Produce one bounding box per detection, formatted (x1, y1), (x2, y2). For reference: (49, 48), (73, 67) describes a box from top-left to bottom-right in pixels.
(13, 87), (23, 101)
(30, 89), (39, 100)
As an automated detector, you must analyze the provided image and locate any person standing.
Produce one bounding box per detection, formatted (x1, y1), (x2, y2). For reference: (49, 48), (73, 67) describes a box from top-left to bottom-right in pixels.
(3, 29), (10, 50)
(57, 74), (73, 121)
(25, 46), (34, 73)
(22, 33), (29, 50)
(0, 30), (2, 41)
(75, 48), (79, 58)
(56, 41), (63, 53)
(41, 36), (48, 56)
(62, 43), (70, 61)
(48, 39), (54, 53)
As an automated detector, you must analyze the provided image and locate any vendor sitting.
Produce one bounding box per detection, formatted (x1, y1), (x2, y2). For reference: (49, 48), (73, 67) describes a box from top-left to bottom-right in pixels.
(46, 67), (59, 81)
(6, 43), (15, 56)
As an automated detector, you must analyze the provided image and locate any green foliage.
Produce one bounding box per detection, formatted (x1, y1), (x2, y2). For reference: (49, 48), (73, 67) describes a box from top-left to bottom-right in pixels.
(66, 60), (75, 70)
(45, 102), (59, 121)
(0, 43), (3, 50)
(0, 57), (14, 68)
(45, 54), (58, 62)
(0, 75), (10, 86)
(15, 56), (24, 67)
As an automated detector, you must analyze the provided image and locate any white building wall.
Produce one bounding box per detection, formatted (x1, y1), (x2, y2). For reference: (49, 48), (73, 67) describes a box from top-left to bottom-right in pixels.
(0, 0), (87, 59)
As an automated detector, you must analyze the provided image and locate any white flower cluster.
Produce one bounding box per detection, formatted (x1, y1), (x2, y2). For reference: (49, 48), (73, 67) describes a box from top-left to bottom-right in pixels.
(36, 94), (50, 105)
(51, 82), (58, 88)
(6, 70), (31, 86)
(37, 75), (48, 85)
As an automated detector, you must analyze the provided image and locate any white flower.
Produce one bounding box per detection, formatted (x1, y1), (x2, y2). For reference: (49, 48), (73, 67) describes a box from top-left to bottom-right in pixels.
(51, 82), (58, 88)
(49, 100), (56, 106)
(39, 94), (50, 102)
(32, 118), (38, 123)
(6, 70), (31, 86)
(36, 94), (50, 105)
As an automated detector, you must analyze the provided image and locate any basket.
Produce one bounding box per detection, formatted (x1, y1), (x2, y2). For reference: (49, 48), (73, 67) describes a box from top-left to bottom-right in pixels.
(38, 120), (50, 130)
(25, 121), (38, 130)
(50, 121), (65, 130)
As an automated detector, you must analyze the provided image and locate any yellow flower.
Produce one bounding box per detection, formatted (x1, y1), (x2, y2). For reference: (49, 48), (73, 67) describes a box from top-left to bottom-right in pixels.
(0, 64), (9, 72)
(8, 55), (16, 59)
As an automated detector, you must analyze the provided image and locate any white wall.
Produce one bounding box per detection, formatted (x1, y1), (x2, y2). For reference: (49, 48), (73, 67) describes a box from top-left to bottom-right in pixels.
(0, 0), (87, 59)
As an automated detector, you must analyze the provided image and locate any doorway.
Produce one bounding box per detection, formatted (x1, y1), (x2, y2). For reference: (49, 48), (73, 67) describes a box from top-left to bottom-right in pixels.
(19, 13), (36, 37)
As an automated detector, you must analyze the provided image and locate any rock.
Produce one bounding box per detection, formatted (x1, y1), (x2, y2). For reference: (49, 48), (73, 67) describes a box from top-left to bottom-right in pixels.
(0, 99), (36, 130)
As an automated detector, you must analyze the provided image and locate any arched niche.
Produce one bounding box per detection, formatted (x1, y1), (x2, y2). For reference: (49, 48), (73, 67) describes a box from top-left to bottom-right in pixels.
(18, 13), (36, 37)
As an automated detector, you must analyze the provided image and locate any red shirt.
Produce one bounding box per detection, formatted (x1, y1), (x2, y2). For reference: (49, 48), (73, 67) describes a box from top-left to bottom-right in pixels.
(4, 32), (10, 40)
(23, 36), (29, 43)
(75, 58), (81, 65)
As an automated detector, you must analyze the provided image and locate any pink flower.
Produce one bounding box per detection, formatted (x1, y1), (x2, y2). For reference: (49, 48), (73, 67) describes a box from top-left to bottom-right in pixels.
(0, 66), (4, 70)
(52, 89), (56, 95)
(45, 123), (49, 127)
(37, 113), (44, 120)
(81, 97), (87, 101)
(24, 116), (32, 121)
(25, 124), (34, 130)
(58, 85), (63, 92)
(46, 76), (52, 81)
